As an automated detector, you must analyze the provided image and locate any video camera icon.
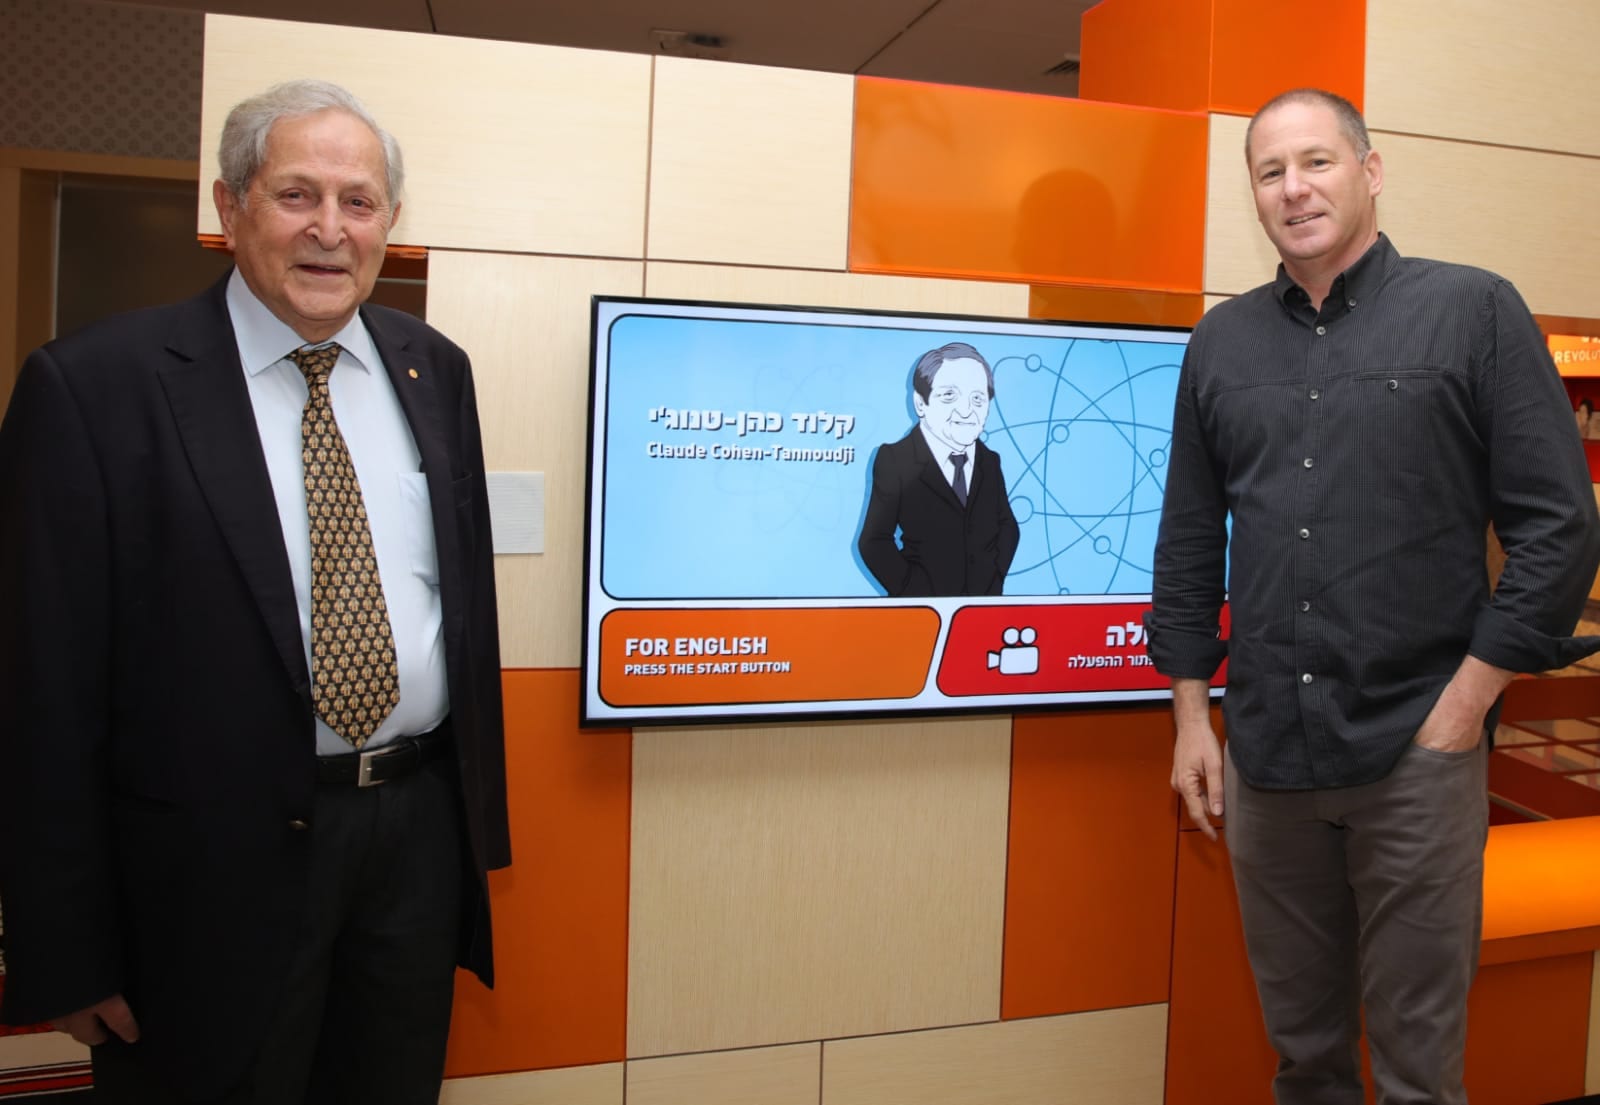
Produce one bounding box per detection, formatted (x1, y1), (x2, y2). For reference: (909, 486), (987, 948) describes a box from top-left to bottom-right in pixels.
(986, 626), (1039, 676)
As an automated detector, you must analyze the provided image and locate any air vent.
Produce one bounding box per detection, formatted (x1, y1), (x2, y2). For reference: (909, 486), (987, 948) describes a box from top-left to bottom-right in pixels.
(650, 28), (731, 60)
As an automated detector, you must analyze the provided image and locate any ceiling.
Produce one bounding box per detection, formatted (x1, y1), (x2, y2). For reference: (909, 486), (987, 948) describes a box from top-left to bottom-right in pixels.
(114, 0), (1091, 97)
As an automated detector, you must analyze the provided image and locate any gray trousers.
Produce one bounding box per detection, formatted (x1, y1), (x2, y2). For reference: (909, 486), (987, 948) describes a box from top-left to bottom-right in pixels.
(1224, 740), (1489, 1105)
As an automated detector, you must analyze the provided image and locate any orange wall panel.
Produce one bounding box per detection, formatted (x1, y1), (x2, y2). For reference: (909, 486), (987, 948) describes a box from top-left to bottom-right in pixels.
(1029, 284), (1204, 328)
(1464, 954), (1593, 1105)
(1208, 0), (1366, 117)
(1002, 706), (1179, 1019)
(850, 77), (1207, 293)
(1079, 0), (1211, 112)
(1167, 828), (1277, 1105)
(444, 669), (631, 1076)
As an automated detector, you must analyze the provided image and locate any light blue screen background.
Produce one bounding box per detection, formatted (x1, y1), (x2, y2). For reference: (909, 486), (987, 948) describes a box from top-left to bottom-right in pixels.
(598, 310), (1184, 599)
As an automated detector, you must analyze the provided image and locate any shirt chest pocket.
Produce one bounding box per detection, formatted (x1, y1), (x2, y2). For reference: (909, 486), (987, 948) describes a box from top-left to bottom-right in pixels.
(398, 472), (440, 587)
(1349, 370), (1445, 493)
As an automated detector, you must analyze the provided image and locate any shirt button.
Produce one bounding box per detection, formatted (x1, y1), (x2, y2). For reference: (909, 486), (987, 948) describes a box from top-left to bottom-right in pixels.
(1300, 600), (1311, 612)
(1301, 673), (1314, 684)
(1303, 457), (1314, 468)
(288, 819), (310, 831)
(1347, 298), (1357, 308)
(1387, 379), (1398, 390)
(1315, 325), (1327, 336)
(1308, 388), (1320, 400)
(1298, 527), (1310, 539)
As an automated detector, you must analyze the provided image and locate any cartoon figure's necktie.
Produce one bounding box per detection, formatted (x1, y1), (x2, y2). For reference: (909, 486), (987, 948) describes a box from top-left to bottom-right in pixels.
(289, 343), (400, 748)
(950, 452), (969, 507)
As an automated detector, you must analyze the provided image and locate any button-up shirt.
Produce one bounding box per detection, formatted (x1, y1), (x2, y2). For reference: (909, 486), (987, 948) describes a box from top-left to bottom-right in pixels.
(226, 271), (449, 755)
(1147, 235), (1600, 789)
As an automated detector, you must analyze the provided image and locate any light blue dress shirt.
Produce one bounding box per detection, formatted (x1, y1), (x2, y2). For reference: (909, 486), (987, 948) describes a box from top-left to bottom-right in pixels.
(226, 271), (448, 755)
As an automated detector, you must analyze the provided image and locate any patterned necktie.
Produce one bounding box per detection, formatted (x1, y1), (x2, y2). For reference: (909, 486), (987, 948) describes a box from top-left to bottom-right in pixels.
(290, 343), (400, 748)
(950, 452), (969, 507)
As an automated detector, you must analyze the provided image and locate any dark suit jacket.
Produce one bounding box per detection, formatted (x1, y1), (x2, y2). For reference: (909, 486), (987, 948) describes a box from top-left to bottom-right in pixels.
(0, 274), (510, 1099)
(858, 427), (1019, 596)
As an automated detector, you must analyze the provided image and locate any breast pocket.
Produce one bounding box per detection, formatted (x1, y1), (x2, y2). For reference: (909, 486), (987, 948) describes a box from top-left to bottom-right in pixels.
(1351, 370), (1445, 498)
(398, 471), (440, 587)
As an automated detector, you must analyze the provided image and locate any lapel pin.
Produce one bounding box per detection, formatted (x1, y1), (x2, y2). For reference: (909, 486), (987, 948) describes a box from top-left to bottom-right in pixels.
(407, 368), (420, 379)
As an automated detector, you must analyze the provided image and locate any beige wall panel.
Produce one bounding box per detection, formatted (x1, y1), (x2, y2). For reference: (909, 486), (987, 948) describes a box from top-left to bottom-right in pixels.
(644, 262), (1029, 318)
(1205, 113), (1600, 317)
(1374, 133), (1600, 319)
(1588, 949), (1599, 1094)
(200, 15), (651, 258)
(822, 1004), (1167, 1105)
(425, 249), (643, 667)
(439, 1064), (622, 1105)
(628, 716), (1012, 1057)
(647, 57), (854, 270)
(628, 1042), (821, 1105)
(1366, 0), (1600, 156)
(1203, 294), (1230, 315)
(1202, 112), (1279, 297)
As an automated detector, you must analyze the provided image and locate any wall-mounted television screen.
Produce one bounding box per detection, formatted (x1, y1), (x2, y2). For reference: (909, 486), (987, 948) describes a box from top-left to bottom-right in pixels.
(581, 296), (1220, 726)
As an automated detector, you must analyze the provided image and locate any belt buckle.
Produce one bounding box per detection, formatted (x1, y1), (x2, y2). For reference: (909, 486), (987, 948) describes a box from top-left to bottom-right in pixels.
(356, 747), (384, 788)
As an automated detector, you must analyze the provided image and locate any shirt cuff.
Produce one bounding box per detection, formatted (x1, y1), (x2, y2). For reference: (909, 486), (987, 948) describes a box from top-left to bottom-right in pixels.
(1468, 604), (1600, 672)
(1143, 611), (1228, 680)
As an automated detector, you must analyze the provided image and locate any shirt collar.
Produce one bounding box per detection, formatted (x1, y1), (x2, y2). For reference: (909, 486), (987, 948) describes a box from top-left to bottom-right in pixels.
(225, 268), (382, 378)
(919, 421), (975, 463)
(1273, 232), (1399, 314)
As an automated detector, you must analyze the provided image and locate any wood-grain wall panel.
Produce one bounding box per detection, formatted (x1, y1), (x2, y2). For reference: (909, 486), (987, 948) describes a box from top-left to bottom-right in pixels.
(1372, 132), (1600, 319)
(438, 1063), (623, 1105)
(201, 16), (651, 258)
(821, 1005), (1167, 1105)
(1201, 112), (1278, 297)
(1205, 112), (1600, 317)
(1366, 0), (1600, 157)
(423, 250), (643, 667)
(647, 58), (853, 271)
(627, 716), (1010, 1057)
(626, 1042), (820, 1105)
(642, 261), (1029, 318)
(1589, 949), (1600, 1094)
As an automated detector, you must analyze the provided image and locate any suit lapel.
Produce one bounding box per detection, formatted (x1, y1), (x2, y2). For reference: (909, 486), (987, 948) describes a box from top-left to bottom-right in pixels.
(364, 308), (466, 648)
(156, 282), (311, 701)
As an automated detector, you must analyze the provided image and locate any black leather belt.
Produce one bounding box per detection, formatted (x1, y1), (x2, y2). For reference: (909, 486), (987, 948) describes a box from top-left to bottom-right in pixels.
(316, 721), (452, 788)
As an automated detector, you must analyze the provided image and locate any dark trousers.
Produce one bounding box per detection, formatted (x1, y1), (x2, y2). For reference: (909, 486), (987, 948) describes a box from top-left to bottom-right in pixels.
(92, 755), (464, 1105)
(1225, 740), (1489, 1105)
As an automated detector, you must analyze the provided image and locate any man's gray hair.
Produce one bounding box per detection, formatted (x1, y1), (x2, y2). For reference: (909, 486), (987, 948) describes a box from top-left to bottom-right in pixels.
(1244, 87), (1371, 165)
(217, 79), (405, 208)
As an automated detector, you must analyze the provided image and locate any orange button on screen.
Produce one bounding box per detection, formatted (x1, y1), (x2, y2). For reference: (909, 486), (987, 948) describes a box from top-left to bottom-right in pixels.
(599, 607), (940, 707)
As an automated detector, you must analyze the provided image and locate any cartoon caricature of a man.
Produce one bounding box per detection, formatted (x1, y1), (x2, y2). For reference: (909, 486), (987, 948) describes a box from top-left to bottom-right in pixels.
(858, 342), (1019, 596)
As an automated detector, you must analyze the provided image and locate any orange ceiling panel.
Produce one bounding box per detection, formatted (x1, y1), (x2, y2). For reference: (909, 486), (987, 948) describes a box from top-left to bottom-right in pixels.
(850, 77), (1207, 293)
(1208, 0), (1366, 117)
(1077, 0), (1365, 119)
(1079, 0), (1212, 113)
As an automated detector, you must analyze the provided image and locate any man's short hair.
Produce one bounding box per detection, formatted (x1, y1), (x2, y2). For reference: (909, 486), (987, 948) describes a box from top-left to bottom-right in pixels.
(217, 79), (405, 208)
(912, 342), (995, 402)
(1244, 88), (1371, 165)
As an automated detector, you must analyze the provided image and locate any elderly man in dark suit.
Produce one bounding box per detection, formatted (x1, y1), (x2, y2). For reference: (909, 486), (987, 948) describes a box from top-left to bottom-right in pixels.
(858, 342), (1019, 596)
(0, 80), (509, 1105)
